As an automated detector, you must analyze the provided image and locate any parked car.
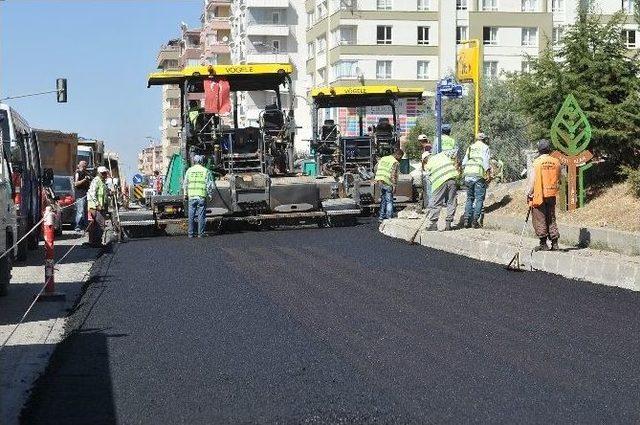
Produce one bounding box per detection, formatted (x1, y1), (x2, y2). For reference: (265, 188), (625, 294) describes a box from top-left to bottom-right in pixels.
(52, 175), (75, 228)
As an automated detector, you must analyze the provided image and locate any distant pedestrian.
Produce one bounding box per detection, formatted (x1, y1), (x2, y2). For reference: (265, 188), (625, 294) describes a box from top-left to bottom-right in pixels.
(87, 166), (109, 247)
(183, 155), (213, 238)
(528, 139), (561, 251)
(462, 133), (491, 228)
(374, 148), (404, 223)
(425, 149), (460, 231)
(73, 160), (91, 232)
(153, 170), (163, 195)
(418, 134), (432, 210)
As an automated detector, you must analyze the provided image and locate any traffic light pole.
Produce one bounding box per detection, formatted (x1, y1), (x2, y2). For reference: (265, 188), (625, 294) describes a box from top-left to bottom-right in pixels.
(0, 79), (67, 102)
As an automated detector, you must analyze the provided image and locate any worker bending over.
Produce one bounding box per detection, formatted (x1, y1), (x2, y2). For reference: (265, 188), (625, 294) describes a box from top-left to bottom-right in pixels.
(462, 133), (491, 228)
(87, 166), (109, 247)
(527, 139), (561, 251)
(425, 147), (460, 231)
(183, 155), (214, 238)
(375, 148), (404, 223)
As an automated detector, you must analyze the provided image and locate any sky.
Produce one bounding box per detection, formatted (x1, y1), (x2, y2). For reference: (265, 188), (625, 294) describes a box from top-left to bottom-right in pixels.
(0, 0), (202, 177)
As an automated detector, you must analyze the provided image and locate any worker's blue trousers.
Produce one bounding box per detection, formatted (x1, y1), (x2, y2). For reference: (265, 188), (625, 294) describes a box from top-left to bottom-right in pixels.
(188, 197), (206, 237)
(378, 184), (394, 221)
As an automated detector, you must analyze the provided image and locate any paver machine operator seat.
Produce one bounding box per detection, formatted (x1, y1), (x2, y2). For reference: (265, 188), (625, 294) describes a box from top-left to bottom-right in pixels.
(374, 117), (395, 156)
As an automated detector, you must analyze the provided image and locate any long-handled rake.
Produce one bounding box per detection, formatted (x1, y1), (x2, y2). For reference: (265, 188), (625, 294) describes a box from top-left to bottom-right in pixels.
(506, 207), (532, 271)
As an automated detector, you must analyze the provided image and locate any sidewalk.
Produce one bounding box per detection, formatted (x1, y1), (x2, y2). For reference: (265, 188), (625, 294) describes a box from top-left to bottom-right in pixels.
(380, 216), (640, 292)
(0, 231), (102, 425)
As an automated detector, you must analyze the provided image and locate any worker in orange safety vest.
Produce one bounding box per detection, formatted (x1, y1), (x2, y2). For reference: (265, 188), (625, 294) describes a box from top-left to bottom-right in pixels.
(527, 139), (562, 251)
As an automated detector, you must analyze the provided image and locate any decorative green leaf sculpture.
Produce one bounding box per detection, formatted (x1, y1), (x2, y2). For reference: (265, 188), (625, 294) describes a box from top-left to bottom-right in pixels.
(550, 94), (592, 156)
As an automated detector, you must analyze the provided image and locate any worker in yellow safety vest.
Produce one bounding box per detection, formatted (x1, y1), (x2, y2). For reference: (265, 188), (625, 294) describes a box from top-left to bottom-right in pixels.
(441, 124), (458, 154)
(527, 139), (562, 251)
(87, 166), (109, 247)
(183, 155), (213, 238)
(374, 148), (404, 223)
(425, 149), (460, 231)
(462, 132), (492, 228)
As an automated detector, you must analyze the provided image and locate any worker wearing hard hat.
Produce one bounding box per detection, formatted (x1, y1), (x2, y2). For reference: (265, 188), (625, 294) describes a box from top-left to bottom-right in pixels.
(425, 145), (460, 231)
(527, 139), (561, 251)
(87, 166), (110, 247)
(418, 134), (432, 210)
(462, 132), (492, 228)
(374, 147), (404, 223)
(183, 155), (214, 238)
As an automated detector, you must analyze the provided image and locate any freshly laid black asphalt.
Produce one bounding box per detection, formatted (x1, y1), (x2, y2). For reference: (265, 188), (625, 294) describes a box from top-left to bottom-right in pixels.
(21, 222), (640, 424)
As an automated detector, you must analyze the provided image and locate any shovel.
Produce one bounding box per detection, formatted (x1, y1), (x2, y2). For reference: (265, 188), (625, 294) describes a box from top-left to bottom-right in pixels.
(506, 207), (532, 271)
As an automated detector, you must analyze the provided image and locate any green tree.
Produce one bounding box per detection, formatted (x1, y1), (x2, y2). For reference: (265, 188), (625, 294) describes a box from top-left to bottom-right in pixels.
(512, 6), (640, 179)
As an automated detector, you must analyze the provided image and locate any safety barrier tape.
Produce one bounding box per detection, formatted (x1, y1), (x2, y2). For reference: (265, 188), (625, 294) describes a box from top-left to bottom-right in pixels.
(0, 196), (87, 261)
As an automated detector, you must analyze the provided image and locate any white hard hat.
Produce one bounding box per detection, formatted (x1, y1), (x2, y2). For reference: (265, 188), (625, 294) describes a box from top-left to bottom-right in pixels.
(97, 166), (109, 174)
(418, 134), (428, 141)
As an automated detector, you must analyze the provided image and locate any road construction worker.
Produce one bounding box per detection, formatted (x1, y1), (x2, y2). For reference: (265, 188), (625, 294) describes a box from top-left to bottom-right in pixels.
(183, 155), (213, 238)
(440, 124), (458, 154)
(374, 148), (404, 223)
(527, 139), (561, 251)
(73, 160), (91, 233)
(425, 149), (460, 231)
(87, 166), (109, 247)
(418, 134), (432, 210)
(188, 100), (201, 135)
(462, 132), (491, 228)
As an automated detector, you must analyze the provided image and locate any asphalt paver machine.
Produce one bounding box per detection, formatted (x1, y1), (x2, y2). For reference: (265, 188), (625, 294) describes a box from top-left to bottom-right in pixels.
(121, 64), (359, 234)
(310, 85), (422, 209)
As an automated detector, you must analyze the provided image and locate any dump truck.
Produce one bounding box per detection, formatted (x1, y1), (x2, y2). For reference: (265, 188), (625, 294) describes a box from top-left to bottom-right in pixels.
(120, 64), (359, 234)
(77, 138), (104, 174)
(33, 129), (78, 176)
(310, 85), (423, 209)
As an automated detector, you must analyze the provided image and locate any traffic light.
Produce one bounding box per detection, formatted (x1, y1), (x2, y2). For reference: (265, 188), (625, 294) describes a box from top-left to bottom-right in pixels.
(56, 78), (67, 103)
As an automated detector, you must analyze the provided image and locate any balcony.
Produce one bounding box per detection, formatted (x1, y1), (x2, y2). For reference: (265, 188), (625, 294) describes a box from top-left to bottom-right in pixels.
(206, 18), (231, 30)
(247, 24), (289, 37)
(246, 0), (289, 7)
(246, 53), (290, 63)
(156, 45), (180, 68)
(164, 107), (180, 119)
(204, 43), (231, 54)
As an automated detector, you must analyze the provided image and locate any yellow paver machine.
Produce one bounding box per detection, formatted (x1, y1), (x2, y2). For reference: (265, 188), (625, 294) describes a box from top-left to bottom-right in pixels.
(310, 85), (423, 210)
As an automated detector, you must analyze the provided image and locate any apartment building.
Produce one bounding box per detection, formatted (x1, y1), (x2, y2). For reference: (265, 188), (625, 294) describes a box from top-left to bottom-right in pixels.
(304, 0), (638, 135)
(202, 0), (232, 65)
(137, 145), (164, 176)
(229, 0), (313, 145)
(156, 39), (182, 171)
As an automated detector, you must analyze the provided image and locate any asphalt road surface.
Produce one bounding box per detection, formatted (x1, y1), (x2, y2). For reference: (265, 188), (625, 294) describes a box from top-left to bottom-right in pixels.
(21, 222), (640, 424)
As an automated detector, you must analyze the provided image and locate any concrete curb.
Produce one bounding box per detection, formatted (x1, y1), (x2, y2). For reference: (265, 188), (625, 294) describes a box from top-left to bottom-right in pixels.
(483, 214), (640, 256)
(380, 218), (640, 292)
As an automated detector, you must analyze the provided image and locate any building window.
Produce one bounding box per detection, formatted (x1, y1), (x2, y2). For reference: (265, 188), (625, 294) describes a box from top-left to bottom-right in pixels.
(552, 26), (564, 44)
(376, 60), (392, 79)
(521, 27), (538, 46)
(307, 42), (315, 57)
(622, 0), (634, 13)
(272, 11), (281, 24)
(317, 1), (327, 19)
(186, 58), (200, 67)
(521, 61), (532, 73)
(622, 29), (637, 47)
(377, 0), (392, 10)
(551, 0), (564, 12)
(332, 60), (359, 79)
(484, 61), (498, 78)
(456, 26), (468, 44)
(522, 0), (537, 11)
(317, 36), (326, 53)
(482, 0), (498, 11)
(417, 26), (430, 45)
(332, 26), (357, 46)
(318, 67), (326, 83)
(417, 61), (429, 79)
(377, 26), (392, 44)
(307, 11), (315, 27)
(272, 40), (280, 53)
(457, 0), (468, 10)
(483, 27), (498, 45)
(417, 0), (430, 11)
